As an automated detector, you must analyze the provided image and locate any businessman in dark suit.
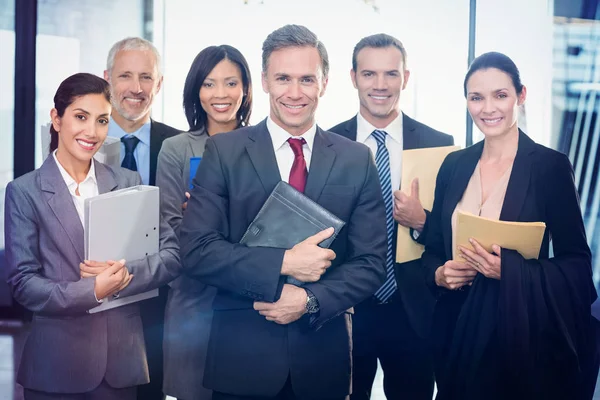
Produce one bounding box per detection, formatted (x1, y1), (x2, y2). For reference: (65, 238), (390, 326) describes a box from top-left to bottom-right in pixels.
(104, 37), (179, 400)
(180, 25), (387, 400)
(329, 34), (454, 400)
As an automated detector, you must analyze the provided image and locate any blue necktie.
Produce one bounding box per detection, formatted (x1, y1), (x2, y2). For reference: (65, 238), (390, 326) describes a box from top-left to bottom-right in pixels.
(121, 135), (140, 171)
(372, 129), (397, 303)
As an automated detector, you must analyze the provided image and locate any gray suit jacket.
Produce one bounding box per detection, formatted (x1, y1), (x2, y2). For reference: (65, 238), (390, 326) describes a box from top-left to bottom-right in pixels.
(156, 129), (209, 237)
(156, 128), (215, 400)
(4, 156), (181, 394)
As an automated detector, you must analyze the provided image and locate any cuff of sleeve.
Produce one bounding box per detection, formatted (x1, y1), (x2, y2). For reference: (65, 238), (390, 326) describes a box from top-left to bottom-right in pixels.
(94, 291), (104, 303)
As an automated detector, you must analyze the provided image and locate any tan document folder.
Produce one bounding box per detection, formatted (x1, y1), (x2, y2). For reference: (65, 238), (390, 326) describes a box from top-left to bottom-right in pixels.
(395, 145), (460, 263)
(454, 211), (546, 261)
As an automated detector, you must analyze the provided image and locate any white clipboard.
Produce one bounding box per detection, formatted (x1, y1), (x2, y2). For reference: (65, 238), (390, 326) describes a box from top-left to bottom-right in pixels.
(85, 185), (160, 313)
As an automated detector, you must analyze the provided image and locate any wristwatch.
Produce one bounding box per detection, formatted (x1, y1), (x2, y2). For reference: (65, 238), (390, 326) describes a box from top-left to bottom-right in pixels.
(305, 289), (320, 314)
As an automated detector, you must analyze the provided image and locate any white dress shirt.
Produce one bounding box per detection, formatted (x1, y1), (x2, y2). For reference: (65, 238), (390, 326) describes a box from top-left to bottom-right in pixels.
(53, 151), (99, 226)
(356, 112), (404, 191)
(267, 117), (317, 181)
(53, 151), (104, 302)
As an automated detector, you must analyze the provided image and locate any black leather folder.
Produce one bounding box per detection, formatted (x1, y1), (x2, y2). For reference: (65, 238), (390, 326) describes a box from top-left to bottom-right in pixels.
(240, 181), (345, 285)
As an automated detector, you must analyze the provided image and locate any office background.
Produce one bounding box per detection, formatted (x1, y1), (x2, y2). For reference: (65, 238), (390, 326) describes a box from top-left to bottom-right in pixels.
(0, 0), (598, 398)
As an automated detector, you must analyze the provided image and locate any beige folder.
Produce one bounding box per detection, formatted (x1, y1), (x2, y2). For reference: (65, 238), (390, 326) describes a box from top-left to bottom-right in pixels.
(395, 145), (460, 263)
(454, 211), (546, 261)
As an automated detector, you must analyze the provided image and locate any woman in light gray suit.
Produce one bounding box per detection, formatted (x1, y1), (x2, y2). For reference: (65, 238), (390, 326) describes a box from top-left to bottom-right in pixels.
(158, 45), (253, 400)
(4, 73), (181, 400)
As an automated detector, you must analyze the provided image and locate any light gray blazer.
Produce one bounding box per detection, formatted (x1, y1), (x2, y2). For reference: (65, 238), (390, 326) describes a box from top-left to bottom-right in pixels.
(4, 155), (181, 394)
(157, 129), (215, 400)
(156, 129), (209, 237)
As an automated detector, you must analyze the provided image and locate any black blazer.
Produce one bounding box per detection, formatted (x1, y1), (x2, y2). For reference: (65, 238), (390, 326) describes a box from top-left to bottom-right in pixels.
(329, 113), (454, 338)
(180, 119), (387, 398)
(422, 131), (597, 399)
(149, 120), (180, 186)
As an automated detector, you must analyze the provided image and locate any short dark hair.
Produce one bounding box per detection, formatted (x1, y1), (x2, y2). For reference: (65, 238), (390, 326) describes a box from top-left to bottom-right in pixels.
(50, 73), (111, 153)
(463, 52), (524, 97)
(352, 33), (407, 71)
(262, 24), (329, 77)
(183, 45), (253, 132)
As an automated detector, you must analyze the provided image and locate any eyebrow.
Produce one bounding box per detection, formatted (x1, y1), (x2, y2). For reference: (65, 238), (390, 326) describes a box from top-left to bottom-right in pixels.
(204, 76), (240, 81)
(73, 108), (109, 118)
(468, 88), (510, 95)
(361, 69), (400, 73)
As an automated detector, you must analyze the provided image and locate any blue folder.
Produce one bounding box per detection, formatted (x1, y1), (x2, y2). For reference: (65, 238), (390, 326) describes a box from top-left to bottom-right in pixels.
(189, 157), (202, 190)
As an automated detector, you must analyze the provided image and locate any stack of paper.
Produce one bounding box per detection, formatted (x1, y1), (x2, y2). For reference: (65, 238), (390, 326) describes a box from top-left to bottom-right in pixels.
(395, 145), (460, 263)
(454, 211), (546, 261)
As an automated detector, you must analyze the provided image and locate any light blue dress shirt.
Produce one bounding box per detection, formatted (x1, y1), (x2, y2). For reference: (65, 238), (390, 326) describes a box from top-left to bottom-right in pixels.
(108, 120), (151, 185)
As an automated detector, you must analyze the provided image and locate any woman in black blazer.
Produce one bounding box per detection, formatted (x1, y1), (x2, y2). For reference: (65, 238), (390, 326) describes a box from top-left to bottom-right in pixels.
(422, 52), (598, 399)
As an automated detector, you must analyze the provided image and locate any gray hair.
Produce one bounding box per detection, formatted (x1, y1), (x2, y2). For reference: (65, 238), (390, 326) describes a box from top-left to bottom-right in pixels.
(352, 33), (407, 71)
(262, 24), (329, 77)
(106, 37), (162, 77)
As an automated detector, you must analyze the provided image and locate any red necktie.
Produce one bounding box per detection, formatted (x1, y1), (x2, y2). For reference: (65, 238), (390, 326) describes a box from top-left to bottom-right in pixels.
(287, 137), (307, 193)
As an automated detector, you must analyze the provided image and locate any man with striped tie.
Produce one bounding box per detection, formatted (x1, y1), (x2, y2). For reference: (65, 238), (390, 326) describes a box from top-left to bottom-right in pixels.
(329, 34), (454, 400)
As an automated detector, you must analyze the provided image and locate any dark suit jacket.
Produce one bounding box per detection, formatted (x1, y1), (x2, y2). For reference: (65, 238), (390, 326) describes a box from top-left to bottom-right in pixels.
(329, 113), (454, 338)
(149, 119), (180, 186)
(4, 156), (181, 394)
(180, 119), (387, 399)
(421, 131), (597, 399)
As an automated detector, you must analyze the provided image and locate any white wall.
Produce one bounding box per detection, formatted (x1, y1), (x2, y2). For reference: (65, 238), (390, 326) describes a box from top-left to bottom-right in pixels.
(473, 0), (554, 146)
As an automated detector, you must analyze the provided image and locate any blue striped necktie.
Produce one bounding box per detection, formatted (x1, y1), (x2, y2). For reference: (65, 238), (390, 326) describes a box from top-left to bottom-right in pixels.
(372, 129), (397, 303)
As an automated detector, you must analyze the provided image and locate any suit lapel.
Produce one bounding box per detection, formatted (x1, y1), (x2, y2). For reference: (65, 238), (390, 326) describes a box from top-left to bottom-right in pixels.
(305, 127), (336, 202)
(246, 119), (281, 195)
(402, 113), (420, 150)
(344, 116), (358, 141)
(40, 156), (85, 261)
(149, 119), (163, 186)
(442, 142), (483, 258)
(499, 130), (535, 222)
(94, 159), (119, 194)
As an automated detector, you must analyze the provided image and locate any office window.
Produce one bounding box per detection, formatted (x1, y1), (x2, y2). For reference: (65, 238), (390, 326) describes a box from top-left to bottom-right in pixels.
(35, 0), (145, 167)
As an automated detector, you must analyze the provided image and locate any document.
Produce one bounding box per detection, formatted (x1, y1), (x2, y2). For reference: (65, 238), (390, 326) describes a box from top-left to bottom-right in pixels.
(85, 185), (160, 313)
(454, 211), (546, 261)
(395, 145), (460, 263)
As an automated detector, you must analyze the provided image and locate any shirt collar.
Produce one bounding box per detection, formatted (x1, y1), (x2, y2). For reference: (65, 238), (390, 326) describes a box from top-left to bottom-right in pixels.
(108, 119), (151, 146)
(356, 111), (403, 145)
(267, 116), (317, 151)
(52, 150), (97, 190)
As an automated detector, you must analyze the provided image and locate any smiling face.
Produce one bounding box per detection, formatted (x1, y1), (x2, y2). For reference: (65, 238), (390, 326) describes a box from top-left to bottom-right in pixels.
(52, 93), (111, 165)
(261, 46), (328, 136)
(466, 67), (526, 139)
(199, 59), (244, 133)
(351, 46), (409, 128)
(104, 49), (162, 122)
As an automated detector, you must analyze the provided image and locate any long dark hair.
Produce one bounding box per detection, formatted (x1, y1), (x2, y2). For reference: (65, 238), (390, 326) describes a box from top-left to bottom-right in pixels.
(183, 45), (253, 132)
(50, 73), (111, 153)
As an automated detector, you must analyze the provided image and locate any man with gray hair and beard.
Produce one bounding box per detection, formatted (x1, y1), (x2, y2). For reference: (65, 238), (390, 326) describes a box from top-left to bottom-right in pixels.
(180, 25), (387, 400)
(104, 37), (179, 400)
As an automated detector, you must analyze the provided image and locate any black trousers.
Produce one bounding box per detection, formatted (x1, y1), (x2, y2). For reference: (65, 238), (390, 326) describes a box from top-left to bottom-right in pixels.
(212, 375), (347, 400)
(351, 293), (434, 400)
(136, 287), (169, 400)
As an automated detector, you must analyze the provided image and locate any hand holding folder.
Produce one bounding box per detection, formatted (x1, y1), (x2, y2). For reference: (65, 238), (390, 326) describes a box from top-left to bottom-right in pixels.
(85, 185), (161, 313)
(454, 211), (546, 261)
(240, 182), (345, 286)
(396, 145), (460, 263)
